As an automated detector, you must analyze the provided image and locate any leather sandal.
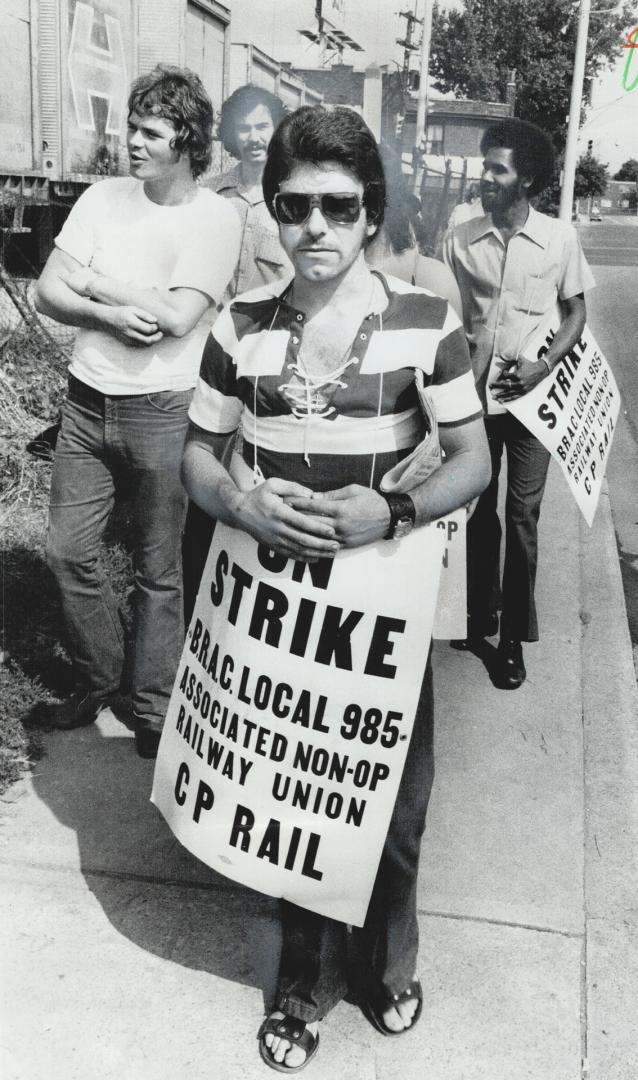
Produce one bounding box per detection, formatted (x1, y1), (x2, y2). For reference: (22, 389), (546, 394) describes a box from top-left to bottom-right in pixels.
(364, 977), (423, 1037)
(258, 1013), (320, 1073)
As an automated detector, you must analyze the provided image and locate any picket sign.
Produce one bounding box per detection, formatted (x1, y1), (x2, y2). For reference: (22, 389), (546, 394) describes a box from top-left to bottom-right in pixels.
(152, 520), (446, 926)
(505, 309), (620, 526)
(432, 508), (466, 639)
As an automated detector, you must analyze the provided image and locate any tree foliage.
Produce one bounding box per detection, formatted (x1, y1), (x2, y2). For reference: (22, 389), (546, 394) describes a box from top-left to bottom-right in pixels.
(613, 158), (638, 182)
(574, 152), (609, 197)
(430, 0), (633, 149)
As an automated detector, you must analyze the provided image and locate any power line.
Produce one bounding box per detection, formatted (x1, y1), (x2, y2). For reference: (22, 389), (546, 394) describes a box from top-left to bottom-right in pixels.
(581, 92), (634, 121)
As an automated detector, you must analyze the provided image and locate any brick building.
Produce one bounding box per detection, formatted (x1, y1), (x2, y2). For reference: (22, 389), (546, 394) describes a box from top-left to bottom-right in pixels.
(412, 99), (514, 160)
(292, 62), (365, 108)
(289, 61), (517, 246)
(601, 179), (637, 215)
(290, 61), (514, 168)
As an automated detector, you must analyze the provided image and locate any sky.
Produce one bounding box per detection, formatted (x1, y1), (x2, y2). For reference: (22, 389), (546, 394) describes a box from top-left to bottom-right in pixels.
(580, 49), (638, 173)
(225, 0), (638, 172)
(226, 0), (414, 72)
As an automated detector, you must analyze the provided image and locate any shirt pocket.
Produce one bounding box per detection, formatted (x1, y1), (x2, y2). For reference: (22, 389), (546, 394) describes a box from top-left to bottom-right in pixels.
(511, 258), (561, 317)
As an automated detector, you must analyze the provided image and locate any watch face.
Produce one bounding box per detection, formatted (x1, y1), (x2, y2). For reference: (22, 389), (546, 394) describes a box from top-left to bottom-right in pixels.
(393, 516), (414, 539)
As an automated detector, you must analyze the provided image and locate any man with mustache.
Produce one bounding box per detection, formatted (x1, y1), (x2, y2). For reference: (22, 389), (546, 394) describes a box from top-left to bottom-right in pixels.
(211, 84), (291, 297)
(183, 104), (490, 1071)
(183, 85), (293, 621)
(443, 118), (595, 688)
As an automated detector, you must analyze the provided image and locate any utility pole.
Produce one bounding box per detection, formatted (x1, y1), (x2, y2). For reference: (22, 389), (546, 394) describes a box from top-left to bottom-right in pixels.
(299, 0), (363, 68)
(412, 0), (434, 193)
(396, 5), (422, 96)
(559, 0), (591, 222)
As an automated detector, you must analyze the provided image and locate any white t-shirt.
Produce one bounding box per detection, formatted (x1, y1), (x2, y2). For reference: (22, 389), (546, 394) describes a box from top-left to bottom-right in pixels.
(56, 178), (241, 394)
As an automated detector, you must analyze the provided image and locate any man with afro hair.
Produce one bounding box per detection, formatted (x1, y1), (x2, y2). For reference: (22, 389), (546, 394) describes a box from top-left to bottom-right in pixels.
(444, 117), (595, 688)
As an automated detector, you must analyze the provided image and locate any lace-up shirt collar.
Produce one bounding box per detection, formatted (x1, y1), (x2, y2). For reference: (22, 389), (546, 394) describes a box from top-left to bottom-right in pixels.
(272, 269), (390, 327)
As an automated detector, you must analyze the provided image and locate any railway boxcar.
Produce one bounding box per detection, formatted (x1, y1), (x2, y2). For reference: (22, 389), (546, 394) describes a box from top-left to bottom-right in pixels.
(229, 42), (324, 111)
(1, 0), (231, 265)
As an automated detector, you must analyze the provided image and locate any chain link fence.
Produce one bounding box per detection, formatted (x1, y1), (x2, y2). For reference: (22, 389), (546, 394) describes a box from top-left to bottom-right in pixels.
(0, 272), (75, 351)
(0, 266), (71, 516)
(418, 161), (481, 256)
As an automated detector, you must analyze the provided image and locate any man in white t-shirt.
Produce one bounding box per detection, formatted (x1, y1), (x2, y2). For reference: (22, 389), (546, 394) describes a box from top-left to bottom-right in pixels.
(34, 65), (241, 757)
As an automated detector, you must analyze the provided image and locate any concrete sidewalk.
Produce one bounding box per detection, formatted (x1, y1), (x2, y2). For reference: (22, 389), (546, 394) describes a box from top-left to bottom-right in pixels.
(1, 463), (637, 1080)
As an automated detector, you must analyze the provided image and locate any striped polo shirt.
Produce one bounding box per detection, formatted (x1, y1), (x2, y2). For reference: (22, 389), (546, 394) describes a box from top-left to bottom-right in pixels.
(189, 270), (483, 492)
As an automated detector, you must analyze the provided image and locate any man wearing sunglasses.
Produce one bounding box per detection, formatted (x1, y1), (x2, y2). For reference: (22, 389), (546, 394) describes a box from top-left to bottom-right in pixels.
(182, 106), (490, 1071)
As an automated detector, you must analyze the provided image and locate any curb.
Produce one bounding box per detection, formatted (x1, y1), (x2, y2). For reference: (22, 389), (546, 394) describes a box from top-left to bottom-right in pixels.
(580, 480), (638, 1079)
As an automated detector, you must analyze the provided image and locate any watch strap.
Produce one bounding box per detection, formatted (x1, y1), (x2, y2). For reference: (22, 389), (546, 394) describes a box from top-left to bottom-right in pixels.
(382, 492), (416, 539)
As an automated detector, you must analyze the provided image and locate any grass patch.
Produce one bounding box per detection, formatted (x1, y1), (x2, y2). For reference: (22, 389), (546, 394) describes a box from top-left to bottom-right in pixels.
(0, 312), (132, 793)
(0, 664), (45, 787)
(0, 327), (63, 791)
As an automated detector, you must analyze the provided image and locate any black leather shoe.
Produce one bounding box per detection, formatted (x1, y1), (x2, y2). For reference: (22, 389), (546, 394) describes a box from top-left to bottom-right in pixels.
(451, 612), (499, 651)
(495, 639), (526, 689)
(37, 693), (106, 730)
(135, 727), (162, 759)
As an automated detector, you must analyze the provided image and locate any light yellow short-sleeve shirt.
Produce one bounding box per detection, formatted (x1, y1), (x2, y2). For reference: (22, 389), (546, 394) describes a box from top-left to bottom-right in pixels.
(442, 206), (595, 411)
(211, 164), (292, 299)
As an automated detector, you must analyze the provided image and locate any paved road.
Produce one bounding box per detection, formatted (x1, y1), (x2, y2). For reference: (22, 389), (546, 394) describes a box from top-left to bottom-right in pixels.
(579, 215), (638, 266)
(581, 219), (638, 671)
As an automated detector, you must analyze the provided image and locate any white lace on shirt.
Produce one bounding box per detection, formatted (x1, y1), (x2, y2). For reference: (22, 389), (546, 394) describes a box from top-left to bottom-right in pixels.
(276, 354), (358, 465)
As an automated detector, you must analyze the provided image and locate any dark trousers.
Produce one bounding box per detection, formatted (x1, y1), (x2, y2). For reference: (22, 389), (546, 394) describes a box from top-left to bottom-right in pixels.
(467, 413), (550, 642)
(46, 375), (192, 729)
(275, 655), (434, 1023)
(182, 500), (215, 627)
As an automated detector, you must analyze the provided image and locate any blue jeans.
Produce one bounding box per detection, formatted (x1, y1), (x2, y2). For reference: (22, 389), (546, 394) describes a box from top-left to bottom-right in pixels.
(467, 413), (551, 642)
(275, 655), (434, 1022)
(46, 375), (192, 730)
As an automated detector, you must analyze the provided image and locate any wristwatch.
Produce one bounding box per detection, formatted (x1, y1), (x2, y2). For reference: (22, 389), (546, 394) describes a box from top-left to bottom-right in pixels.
(382, 493), (416, 540)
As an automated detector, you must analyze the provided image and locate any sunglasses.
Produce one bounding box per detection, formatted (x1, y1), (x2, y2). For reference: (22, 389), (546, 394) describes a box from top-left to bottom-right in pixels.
(273, 192), (362, 226)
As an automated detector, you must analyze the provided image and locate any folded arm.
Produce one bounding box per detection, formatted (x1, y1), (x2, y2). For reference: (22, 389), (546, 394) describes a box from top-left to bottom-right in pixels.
(65, 264), (212, 338)
(34, 248), (162, 346)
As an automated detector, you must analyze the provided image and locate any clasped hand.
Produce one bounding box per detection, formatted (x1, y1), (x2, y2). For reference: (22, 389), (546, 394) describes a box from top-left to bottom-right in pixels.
(235, 480), (390, 562)
(490, 356), (548, 402)
(107, 306), (163, 347)
(64, 266), (162, 347)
